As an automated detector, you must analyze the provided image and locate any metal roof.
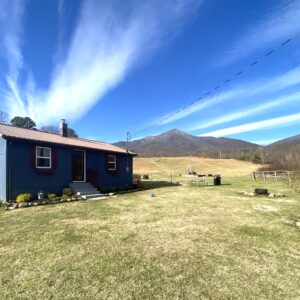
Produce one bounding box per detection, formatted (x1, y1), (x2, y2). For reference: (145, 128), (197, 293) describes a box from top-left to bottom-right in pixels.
(0, 123), (133, 155)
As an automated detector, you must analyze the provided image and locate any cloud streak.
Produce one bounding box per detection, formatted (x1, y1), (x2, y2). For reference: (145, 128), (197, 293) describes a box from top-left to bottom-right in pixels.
(221, 0), (300, 65)
(157, 65), (300, 125)
(190, 91), (300, 131)
(200, 112), (300, 137)
(0, 0), (25, 81)
(2, 0), (203, 125)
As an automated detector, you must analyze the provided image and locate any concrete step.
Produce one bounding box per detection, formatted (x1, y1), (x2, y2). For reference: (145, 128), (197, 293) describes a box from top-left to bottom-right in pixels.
(87, 196), (108, 201)
(70, 183), (94, 189)
(70, 182), (97, 193)
(82, 194), (106, 200)
(76, 190), (99, 196)
(73, 187), (98, 192)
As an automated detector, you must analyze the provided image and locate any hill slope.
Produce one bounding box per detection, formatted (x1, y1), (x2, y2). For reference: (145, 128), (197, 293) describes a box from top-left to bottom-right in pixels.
(114, 129), (258, 157)
(260, 133), (300, 169)
(268, 133), (300, 147)
(133, 156), (260, 177)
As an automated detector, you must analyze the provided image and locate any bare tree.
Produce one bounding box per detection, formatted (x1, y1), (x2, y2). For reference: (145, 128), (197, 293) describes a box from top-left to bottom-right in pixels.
(0, 110), (9, 124)
(40, 125), (59, 134)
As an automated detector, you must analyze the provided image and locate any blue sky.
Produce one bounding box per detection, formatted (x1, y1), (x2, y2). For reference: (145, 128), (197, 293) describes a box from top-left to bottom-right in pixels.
(0, 0), (300, 144)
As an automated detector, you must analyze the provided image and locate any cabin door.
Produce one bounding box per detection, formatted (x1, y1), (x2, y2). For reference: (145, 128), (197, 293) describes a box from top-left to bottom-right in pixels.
(72, 150), (86, 182)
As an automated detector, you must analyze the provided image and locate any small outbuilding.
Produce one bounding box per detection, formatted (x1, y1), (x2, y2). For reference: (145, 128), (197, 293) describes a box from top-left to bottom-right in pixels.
(0, 120), (135, 201)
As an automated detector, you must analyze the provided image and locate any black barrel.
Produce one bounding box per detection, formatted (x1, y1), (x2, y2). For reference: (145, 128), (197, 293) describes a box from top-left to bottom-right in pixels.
(213, 175), (221, 186)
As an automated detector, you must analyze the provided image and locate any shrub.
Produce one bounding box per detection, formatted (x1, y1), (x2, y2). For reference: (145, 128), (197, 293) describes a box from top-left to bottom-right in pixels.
(62, 188), (73, 198)
(0, 199), (7, 207)
(48, 193), (56, 199)
(16, 193), (32, 203)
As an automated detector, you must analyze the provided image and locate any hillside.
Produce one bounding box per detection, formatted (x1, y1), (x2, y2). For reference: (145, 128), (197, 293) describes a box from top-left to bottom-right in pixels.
(133, 156), (260, 177)
(268, 133), (300, 147)
(114, 129), (258, 157)
(259, 133), (300, 169)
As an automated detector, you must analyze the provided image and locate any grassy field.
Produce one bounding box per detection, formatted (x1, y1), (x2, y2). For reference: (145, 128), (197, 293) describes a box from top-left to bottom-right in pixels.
(1, 157), (300, 299)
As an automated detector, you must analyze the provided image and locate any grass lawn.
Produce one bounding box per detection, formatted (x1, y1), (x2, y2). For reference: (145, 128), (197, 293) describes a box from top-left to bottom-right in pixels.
(1, 157), (300, 299)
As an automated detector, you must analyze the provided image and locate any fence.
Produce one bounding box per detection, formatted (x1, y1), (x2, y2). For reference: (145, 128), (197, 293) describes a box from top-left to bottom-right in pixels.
(252, 170), (292, 181)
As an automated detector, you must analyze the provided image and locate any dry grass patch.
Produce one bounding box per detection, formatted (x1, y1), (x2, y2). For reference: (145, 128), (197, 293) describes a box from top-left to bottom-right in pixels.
(134, 156), (260, 177)
(1, 158), (300, 299)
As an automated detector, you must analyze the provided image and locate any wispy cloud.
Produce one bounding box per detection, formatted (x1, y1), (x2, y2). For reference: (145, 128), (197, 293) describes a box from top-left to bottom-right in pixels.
(53, 0), (68, 63)
(157, 65), (300, 125)
(2, 0), (203, 125)
(200, 113), (300, 137)
(0, 0), (26, 81)
(221, 0), (300, 65)
(190, 91), (300, 131)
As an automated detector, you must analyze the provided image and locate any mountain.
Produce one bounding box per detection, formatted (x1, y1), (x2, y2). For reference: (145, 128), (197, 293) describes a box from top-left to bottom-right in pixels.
(268, 133), (300, 147)
(260, 133), (300, 169)
(114, 129), (259, 157)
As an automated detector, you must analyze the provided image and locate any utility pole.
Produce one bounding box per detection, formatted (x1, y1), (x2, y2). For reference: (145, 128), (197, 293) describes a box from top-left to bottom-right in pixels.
(126, 131), (130, 153)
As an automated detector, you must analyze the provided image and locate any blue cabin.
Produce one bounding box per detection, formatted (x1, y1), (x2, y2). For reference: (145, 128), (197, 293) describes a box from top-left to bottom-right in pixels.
(0, 121), (135, 201)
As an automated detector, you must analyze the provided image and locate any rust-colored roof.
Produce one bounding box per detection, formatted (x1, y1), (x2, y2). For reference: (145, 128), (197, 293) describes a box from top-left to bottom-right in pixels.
(0, 123), (133, 155)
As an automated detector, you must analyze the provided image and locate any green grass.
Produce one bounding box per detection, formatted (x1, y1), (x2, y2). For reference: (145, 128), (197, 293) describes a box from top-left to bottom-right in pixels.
(1, 158), (300, 299)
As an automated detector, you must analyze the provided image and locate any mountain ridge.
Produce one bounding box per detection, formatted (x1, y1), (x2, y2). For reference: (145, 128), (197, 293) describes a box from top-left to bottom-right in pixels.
(114, 129), (259, 157)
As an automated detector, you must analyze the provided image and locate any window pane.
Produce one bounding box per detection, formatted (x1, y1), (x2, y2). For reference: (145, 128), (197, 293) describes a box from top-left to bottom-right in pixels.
(37, 147), (51, 158)
(108, 162), (116, 170)
(108, 155), (116, 163)
(37, 158), (50, 167)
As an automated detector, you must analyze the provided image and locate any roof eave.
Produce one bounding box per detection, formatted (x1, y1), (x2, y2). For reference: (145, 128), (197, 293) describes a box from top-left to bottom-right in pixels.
(3, 136), (137, 156)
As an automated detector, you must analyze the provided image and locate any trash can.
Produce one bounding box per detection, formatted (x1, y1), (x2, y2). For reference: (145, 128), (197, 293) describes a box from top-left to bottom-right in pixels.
(38, 191), (44, 199)
(213, 175), (221, 186)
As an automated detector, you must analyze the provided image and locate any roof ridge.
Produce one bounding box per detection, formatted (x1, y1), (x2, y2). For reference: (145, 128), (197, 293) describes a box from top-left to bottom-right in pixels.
(0, 123), (102, 142)
(76, 137), (107, 144)
(0, 122), (135, 155)
(0, 122), (61, 137)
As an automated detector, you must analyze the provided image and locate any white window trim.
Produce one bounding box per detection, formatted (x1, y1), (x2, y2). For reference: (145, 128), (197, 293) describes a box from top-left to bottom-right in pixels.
(107, 155), (117, 171)
(36, 146), (52, 169)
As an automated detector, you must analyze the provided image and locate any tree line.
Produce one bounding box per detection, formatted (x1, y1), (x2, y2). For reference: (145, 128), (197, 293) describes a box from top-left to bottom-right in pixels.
(0, 110), (78, 138)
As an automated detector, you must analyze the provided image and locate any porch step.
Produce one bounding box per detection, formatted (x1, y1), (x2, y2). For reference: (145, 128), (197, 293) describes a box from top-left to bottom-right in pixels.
(87, 197), (108, 201)
(70, 183), (94, 189)
(75, 188), (98, 195)
(69, 182), (104, 200)
(82, 194), (107, 200)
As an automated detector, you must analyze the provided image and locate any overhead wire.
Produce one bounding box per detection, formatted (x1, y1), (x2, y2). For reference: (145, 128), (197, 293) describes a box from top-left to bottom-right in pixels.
(130, 31), (300, 138)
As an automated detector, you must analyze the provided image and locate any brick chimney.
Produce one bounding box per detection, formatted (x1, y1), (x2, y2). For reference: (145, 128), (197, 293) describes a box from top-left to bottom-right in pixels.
(60, 119), (68, 137)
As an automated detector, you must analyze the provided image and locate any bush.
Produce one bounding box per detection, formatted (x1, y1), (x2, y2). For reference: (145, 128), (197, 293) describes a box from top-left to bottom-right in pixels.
(48, 193), (56, 199)
(0, 199), (7, 207)
(16, 193), (32, 203)
(62, 188), (73, 198)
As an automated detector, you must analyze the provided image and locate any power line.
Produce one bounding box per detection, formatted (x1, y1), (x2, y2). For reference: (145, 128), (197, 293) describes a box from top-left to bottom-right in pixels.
(130, 31), (300, 138)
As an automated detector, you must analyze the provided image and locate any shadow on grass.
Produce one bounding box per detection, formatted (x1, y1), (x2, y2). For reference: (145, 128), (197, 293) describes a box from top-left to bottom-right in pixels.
(140, 180), (181, 190)
(188, 183), (231, 187)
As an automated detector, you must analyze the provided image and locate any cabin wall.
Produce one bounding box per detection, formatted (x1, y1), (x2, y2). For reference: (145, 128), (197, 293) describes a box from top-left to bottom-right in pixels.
(0, 137), (7, 201)
(8, 139), (133, 200)
(86, 151), (133, 192)
(9, 140), (72, 200)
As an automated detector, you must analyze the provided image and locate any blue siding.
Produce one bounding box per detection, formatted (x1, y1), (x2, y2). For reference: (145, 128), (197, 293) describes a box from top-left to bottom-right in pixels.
(9, 141), (72, 200)
(86, 151), (133, 191)
(9, 139), (133, 200)
(0, 137), (7, 200)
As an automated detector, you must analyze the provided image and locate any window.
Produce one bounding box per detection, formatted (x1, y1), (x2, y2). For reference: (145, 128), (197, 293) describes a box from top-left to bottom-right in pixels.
(107, 155), (117, 171)
(36, 147), (51, 168)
